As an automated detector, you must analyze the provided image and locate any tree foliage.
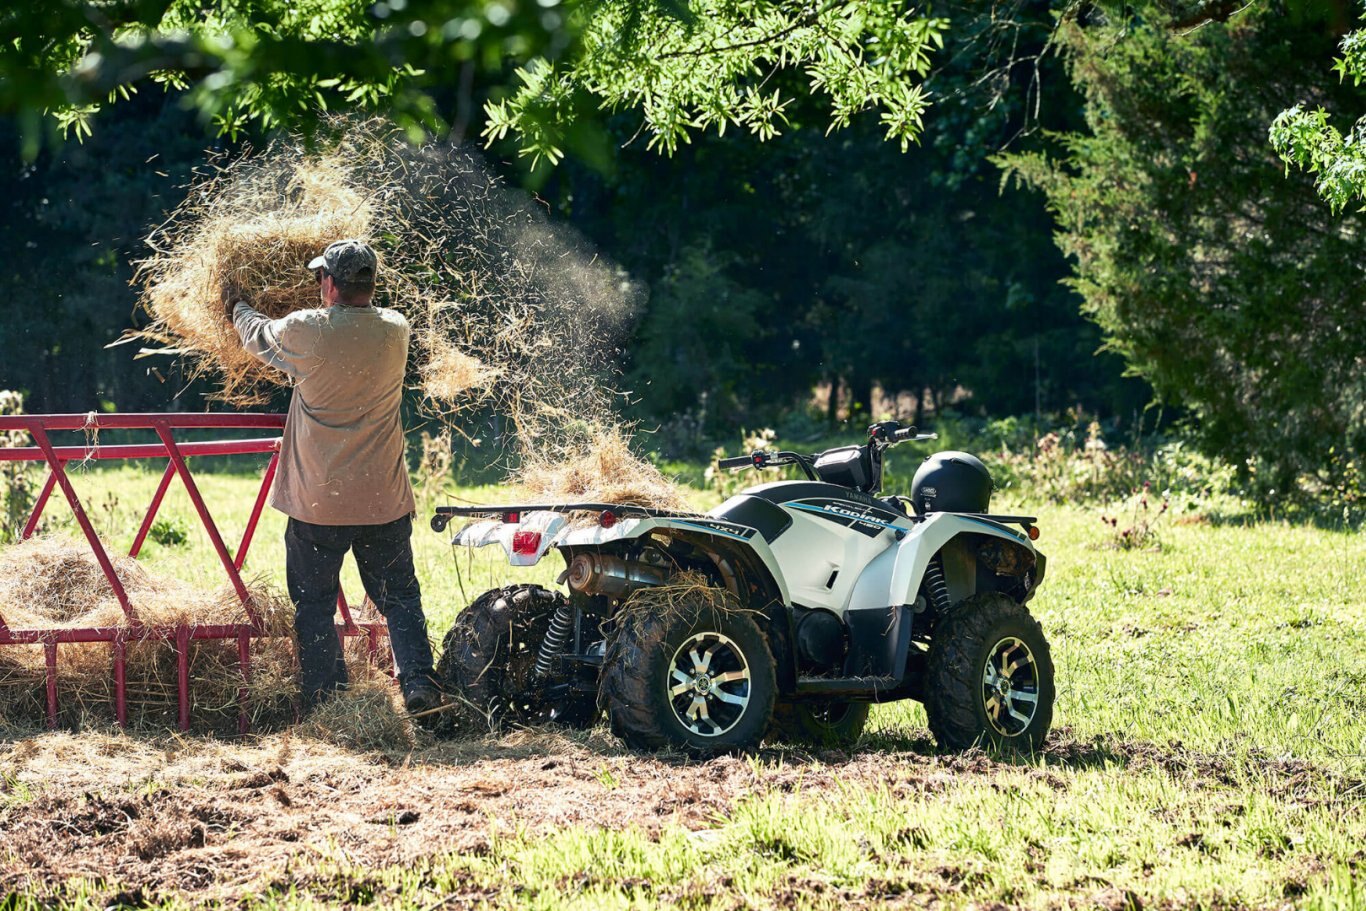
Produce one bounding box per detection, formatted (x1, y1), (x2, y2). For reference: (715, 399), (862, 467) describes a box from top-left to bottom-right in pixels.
(1270, 2), (1366, 211)
(1, 0), (946, 165)
(1002, 1), (1366, 491)
(484, 1), (946, 166)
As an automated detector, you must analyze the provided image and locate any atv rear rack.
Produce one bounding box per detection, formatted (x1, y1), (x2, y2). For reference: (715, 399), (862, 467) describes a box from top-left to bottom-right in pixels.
(432, 504), (1036, 534)
(431, 502), (696, 532)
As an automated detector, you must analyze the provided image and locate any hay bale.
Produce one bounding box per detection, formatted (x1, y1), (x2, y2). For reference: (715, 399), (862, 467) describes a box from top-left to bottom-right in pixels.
(137, 157), (374, 404)
(0, 536), (300, 732)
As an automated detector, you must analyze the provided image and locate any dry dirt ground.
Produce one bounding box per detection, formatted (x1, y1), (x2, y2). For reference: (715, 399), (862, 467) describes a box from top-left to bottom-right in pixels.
(1, 725), (1351, 907)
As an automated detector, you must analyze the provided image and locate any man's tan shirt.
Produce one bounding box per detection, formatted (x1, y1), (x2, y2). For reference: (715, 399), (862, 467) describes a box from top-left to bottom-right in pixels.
(233, 301), (415, 525)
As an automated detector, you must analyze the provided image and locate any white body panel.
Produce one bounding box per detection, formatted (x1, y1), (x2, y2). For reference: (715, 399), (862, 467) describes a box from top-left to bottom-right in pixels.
(450, 494), (1035, 615)
(765, 502), (902, 611)
(452, 511), (791, 604)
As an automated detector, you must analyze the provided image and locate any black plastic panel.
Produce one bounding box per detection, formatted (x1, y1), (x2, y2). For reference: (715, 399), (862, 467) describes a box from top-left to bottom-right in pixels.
(712, 494), (793, 543)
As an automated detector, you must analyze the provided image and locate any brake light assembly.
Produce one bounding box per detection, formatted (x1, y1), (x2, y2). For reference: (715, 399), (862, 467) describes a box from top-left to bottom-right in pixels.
(511, 530), (542, 556)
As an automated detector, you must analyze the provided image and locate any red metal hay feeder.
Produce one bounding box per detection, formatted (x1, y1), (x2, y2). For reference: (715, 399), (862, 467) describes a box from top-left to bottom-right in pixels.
(0, 412), (388, 734)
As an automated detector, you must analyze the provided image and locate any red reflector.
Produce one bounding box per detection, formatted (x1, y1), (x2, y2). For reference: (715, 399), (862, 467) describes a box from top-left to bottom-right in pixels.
(599, 510), (618, 529)
(503, 511), (520, 524)
(1027, 525), (1040, 541)
(512, 531), (542, 555)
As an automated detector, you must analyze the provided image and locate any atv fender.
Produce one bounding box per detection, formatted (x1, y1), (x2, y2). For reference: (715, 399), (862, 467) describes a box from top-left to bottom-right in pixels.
(453, 511), (790, 604)
(847, 513), (1038, 611)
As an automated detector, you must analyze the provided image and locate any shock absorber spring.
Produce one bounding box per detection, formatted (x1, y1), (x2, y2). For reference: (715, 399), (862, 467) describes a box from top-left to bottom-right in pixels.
(534, 602), (576, 678)
(924, 555), (952, 615)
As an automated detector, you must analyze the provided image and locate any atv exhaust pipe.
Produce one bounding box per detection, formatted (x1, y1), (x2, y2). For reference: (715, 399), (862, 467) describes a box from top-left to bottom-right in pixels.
(566, 553), (666, 597)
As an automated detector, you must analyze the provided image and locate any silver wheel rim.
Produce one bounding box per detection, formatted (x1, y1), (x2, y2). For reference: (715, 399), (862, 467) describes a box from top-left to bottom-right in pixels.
(667, 632), (752, 737)
(981, 636), (1041, 737)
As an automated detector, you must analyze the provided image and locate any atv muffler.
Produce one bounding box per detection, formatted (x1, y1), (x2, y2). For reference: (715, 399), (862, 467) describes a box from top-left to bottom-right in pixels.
(565, 553), (667, 597)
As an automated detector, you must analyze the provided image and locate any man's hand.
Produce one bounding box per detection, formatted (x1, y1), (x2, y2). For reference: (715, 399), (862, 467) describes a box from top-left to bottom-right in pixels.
(222, 280), (247, 317)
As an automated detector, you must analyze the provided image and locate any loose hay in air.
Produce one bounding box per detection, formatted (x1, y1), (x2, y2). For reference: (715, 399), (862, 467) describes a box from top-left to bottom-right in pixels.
(419, 334), (501, 404)
(135, 119), (682, 514)
(0, 537), (308, 732)
(517, 425), (687, 511)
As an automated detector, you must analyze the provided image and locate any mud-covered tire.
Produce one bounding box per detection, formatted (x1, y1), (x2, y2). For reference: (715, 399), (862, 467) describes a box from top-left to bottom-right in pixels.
(924, 592), (1055, 753)
(768, 701), (870, 748)
(599, 601), (776, 756)
(436, 584), (598, 731)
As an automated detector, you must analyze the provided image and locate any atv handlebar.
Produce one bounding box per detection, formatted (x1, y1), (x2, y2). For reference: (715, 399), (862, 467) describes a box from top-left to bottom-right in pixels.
(719, 422), (938, 475)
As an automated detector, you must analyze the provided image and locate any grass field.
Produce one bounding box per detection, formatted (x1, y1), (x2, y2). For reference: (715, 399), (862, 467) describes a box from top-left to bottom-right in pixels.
(2, 456), (1364, 909)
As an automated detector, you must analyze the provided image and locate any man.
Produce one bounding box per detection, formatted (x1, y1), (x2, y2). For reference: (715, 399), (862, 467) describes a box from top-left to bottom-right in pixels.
(230, 239), (442, 715)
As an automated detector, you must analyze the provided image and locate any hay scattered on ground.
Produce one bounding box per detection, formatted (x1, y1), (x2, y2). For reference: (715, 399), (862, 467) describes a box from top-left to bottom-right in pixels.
(296, 672), (413, 753)
(0, 537), (304, 732)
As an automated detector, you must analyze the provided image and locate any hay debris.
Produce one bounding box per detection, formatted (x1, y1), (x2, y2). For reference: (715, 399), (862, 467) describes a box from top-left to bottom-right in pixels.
(419, 335), (501, 403)
(135, 120), (681, 513)
(518, 425), (687, 511)
(616, 570), (748, 625)
(295, 672), (414, 753)
(0, 536), (301, 732)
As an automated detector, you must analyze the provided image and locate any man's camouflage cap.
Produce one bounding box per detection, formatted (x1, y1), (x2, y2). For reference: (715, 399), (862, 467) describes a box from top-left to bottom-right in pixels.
(308, 239), (378, 284)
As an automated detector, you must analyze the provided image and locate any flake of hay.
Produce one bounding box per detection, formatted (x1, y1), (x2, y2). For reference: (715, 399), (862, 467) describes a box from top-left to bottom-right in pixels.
(136, 156), (374, 404)
(296, 672), (413, 753)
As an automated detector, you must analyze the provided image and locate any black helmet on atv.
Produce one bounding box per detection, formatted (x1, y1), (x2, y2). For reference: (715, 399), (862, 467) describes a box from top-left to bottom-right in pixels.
(910, 451), (993, 514)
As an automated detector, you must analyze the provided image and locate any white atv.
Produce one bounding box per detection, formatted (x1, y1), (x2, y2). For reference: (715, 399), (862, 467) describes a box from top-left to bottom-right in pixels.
(430, 421), (1054, 754)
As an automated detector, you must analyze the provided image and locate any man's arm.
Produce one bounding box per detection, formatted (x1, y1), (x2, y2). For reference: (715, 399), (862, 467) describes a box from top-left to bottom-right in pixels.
(232, 301), (318, 380)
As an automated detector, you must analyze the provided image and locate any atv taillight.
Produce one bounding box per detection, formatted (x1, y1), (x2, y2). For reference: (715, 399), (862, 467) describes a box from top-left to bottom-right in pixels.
(503, 511), (521, 524)
(1027, 525), (1040, 541)
(512, 530), (542, 555)
(599, 510), (618, 528)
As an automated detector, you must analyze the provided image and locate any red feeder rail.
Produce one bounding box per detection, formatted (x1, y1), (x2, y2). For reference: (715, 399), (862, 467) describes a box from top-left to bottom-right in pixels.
(0, 413), (389, 733)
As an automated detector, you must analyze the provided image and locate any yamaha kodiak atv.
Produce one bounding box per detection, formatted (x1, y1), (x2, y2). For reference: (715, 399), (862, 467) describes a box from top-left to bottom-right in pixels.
(430, 421), (1054, 754)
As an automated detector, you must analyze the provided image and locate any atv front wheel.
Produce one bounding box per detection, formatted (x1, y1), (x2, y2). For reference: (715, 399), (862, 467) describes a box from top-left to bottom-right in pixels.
(436, 585), (598, 731)
(769, 701), (869, 748)
(599, 599), (776, 755)
(924, 592), (1054, 753)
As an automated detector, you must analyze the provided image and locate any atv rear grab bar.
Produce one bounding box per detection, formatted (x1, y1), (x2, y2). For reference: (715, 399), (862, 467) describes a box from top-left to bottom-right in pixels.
(431, 502), (691, 532)
(938, 513), (1039, 529)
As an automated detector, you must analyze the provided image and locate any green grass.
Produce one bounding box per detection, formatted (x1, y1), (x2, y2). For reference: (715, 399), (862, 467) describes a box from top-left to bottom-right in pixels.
(3, 459), (1365, 909)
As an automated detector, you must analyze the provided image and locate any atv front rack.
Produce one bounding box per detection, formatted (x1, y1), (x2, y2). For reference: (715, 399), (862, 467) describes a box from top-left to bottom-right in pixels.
(431, 502), (692, 533)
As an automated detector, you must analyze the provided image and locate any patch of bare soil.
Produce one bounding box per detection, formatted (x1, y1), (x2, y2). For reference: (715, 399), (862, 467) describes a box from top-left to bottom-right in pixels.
(0, 727), (1356, 905)
(0, 727), (990, 901)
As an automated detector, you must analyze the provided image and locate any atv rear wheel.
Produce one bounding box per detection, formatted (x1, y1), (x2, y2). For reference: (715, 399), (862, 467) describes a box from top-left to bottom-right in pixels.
(924, 592), (1054, 753)
(436, 584), (598, 731)
(768, 701), (869, 748)
(599, 599), (776, 755)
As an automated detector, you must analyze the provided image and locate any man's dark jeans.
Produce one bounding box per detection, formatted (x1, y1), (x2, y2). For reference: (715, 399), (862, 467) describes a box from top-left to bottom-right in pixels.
(284, 514), (435, 702)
